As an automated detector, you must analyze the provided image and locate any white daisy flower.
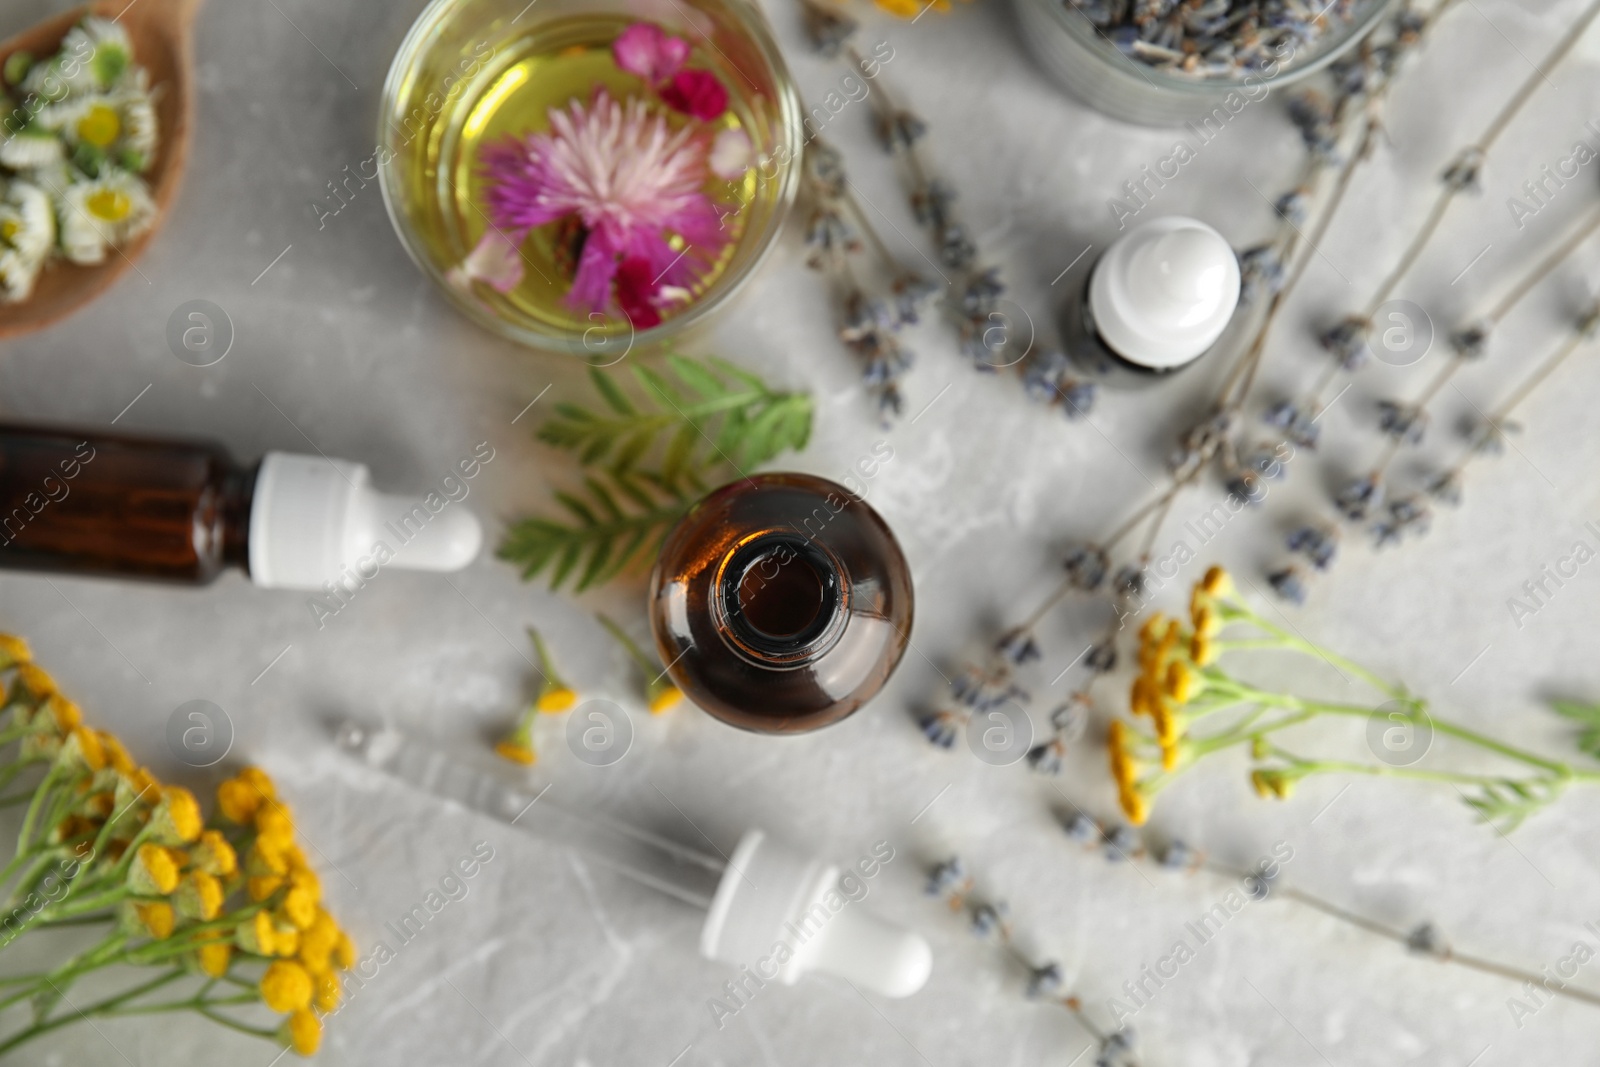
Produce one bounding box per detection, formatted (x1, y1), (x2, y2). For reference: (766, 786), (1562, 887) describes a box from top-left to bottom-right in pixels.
(48, 17), (135, 95)
(0, 180), (57, 264)
(54, 168), (154, 265)
(47, 76), (158, 171)
(0, 125), (64, 170)
(0, 248), (43, 303)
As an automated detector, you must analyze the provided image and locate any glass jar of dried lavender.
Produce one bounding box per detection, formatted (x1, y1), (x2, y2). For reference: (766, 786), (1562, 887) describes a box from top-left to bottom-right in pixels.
(1014, 0), (1394, 126)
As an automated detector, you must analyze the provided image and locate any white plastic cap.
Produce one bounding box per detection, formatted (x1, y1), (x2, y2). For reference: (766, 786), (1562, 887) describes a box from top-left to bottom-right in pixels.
(248, 452), (484, 590)
(1089, 216), (1242, 370)
(700, 830), (932, 998)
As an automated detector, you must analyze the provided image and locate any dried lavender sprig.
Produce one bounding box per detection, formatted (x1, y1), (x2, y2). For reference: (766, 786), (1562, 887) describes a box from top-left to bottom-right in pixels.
(1085, 830), (1600, 1013)
(923, 856), (1144, 1065)
(1422, 300), (1600, 510)
(828, 38), (1099, 418)
(801, 137), (923, 422)
(1371, 204), (1600, 473)
(1268, 174), (1600, 591)
(1322, 0), (1600, 387)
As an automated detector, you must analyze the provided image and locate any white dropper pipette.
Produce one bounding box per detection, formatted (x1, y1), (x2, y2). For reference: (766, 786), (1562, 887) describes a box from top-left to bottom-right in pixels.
(334, 720), (932, 998)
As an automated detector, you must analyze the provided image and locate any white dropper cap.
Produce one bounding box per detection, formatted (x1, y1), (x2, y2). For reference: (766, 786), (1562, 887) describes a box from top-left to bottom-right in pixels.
(700, 830), (932, 998)
(1088, 216), (1241, 370)
(247, 452), (483, 590)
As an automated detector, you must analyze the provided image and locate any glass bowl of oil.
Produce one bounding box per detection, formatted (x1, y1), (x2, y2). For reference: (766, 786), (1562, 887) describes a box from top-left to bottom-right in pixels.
(378, 0), (803, 358)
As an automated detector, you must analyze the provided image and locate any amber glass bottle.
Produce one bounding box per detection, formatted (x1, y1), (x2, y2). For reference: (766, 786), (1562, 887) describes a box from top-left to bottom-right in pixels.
(0, 423), (253, 583)
(648, 473), (913, 734)
(0, 422), (484, 589)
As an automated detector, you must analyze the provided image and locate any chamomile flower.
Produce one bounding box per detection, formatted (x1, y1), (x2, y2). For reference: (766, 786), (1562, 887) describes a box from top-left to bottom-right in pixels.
(55, 167), (155, 264)
(1, 180), (56, 265)
(0, 177), (54, 300)
(47, 17), (136, 95)
(0, 124), (64, 170)
(49, 73), (157, 173)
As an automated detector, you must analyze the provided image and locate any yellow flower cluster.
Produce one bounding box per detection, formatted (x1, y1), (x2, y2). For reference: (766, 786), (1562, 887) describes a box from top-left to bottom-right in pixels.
(1106, 720), (1147, 825)
(215, 766), (357, 1052)
(0, 635), (354, 1058)
(871, 0), (966, 19)
(1110, 567), (1235, 824)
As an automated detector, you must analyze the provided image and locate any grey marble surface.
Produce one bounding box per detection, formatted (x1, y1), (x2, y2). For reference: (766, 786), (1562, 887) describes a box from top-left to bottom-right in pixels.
(4, 0), (1600, 1063)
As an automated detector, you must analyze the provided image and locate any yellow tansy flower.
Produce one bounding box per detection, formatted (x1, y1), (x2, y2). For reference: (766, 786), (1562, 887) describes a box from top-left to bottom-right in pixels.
(175, 870), (223, 922)
(132, 900), (175, 939)
(248, 837), (291, 878)
(1119, 785), (1149, 825)
(46, 696), (82, 733)
(313, 968), (340, 1012)
(191, 829), (238, 877)
(216, 777), (263, 824)
(256, 803), (295, 845)
(98, 731), (134, 775)
(149, 785), (203, 845)
(58, 726), (106, 772)
(249, 875), (285, 902)
(536, 686), (577, 713)
(239, 766), (277, 801)
(647, 683), (683, 715)
(16, 663), (56, 699)
(260, 959), (313, 1013)
(494, 737), (536, 766)
(0, 633), (31, 667)
(1190, 633), (1217, 667)
(282, 884), (318, 930)
(127, 843), (180, 895)
(1202, 565), (1232, 598)
(1164, 661), (1195, 704)
(298, 911), (339, 973)
(333, 930), (357, 970)
(236, 910), (277, 956)
(198, 938), (233, 978)
(272, 923), (301, 958)
(280, 1008), (322, 1056)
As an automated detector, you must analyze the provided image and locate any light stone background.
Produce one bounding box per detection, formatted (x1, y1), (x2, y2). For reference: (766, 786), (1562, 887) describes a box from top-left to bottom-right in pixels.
(2, 0), (1600, 1063)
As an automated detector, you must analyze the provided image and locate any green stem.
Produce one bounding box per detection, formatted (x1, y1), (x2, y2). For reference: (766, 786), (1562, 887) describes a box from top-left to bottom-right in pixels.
(1284, 756), (1525, 787)
(1283, 698), (1577, 777)
(0, 967), (186, 1056)
(15, 766), (62, 859)
(1217, 603), (1407, 698)
(596, 613), (656, 674)
(196, 1006), (277, 1039)
(525, 627), (568, 690)
(104, 991), (260, 1016)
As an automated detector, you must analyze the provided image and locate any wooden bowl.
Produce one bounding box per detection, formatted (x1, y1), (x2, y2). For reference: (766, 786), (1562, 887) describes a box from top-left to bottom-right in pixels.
(0, 0), (199, 339)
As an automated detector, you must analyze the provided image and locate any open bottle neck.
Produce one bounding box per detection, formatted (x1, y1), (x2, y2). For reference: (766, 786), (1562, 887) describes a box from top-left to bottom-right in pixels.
(711, 531), (849, 668)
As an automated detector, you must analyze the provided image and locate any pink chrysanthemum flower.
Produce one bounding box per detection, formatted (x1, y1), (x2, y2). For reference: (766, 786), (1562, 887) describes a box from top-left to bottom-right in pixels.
(479, 88), (727, 318)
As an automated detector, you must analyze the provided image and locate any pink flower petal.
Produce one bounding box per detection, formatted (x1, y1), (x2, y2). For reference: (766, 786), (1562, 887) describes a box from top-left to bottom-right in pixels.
(612, 22), (690, 86)
(709, 127), (752, 179)
(660, 69), (728, 121)
(614, 256), (664, 329)
(567, 225), (625, 313)
(447, 231), (525, 294)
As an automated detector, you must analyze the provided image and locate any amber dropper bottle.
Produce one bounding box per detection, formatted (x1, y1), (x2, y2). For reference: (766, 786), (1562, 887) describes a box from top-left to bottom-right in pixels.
(0, 422), (483, 588)
(648, 473), (913, 734)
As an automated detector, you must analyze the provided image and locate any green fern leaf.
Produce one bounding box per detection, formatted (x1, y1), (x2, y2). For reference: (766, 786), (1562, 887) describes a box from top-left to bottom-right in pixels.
(1551, 700), (1600, 760)
(532, 353), (812, 479)
(497, 471), (692, 591)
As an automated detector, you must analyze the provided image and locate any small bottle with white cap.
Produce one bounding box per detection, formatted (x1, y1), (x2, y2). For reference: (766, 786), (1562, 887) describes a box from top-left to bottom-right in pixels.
(0, 422), (484, 589)
(1063, 216), (1242, 384)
